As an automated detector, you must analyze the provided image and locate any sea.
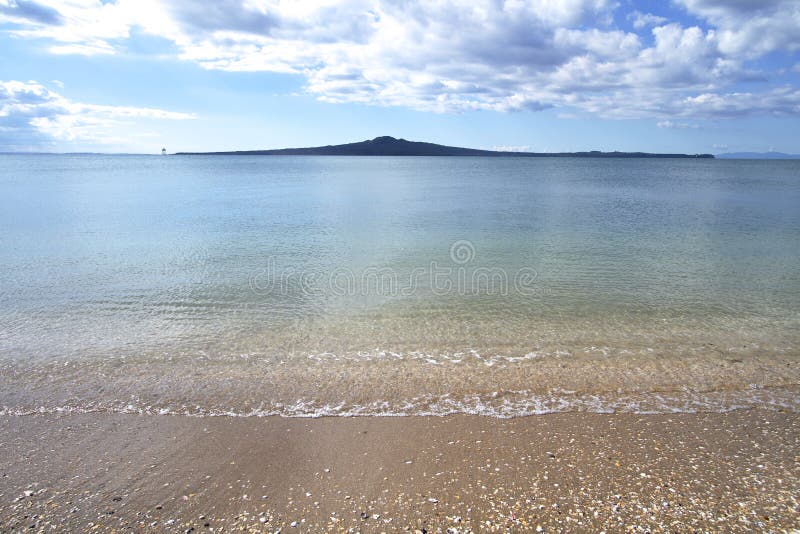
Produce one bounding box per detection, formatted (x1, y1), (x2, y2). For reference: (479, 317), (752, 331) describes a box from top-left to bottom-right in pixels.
(1, 154), (798, 417)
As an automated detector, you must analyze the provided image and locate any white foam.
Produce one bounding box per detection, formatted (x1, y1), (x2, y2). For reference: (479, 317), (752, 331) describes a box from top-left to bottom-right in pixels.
(2, 387), (798, 419)
(301, 348), (568, 366)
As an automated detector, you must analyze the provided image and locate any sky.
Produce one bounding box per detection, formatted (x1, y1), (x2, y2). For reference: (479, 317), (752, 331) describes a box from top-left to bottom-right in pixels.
(1, 0), (799, 154)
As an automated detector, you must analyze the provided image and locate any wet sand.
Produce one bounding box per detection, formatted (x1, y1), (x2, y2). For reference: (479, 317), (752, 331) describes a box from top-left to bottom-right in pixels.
(1, 410), (798, 532)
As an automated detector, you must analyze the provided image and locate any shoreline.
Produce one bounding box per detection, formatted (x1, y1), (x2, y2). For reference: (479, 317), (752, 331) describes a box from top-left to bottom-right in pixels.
(3, 348), (798, 419)
(2, 410), (798, 532)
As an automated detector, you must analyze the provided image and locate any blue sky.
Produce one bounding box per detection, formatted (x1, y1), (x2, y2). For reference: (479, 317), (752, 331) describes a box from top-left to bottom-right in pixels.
(1, 0), (799, 154)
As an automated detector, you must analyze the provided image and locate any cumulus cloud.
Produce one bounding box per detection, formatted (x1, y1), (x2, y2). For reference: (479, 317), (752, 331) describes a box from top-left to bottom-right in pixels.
(675, 0), (800, 57)
(0, 0), (799, 118)
(0, 80), (195, 150)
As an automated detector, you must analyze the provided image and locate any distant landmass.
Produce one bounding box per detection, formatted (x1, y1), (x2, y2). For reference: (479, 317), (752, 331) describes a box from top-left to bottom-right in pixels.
(716, 152), (800, 159)
(177, 136), (714, 158)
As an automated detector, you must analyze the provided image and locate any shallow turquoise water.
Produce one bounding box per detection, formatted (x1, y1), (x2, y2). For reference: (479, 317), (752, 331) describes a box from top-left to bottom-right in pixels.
(0, 155), (798, 416)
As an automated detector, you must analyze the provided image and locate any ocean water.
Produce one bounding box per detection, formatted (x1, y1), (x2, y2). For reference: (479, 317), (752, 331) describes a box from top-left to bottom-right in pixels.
(1, 154), (799, 417)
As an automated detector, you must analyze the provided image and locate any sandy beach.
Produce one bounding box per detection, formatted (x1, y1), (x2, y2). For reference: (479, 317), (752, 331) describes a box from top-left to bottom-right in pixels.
(1, 410), (798, 532)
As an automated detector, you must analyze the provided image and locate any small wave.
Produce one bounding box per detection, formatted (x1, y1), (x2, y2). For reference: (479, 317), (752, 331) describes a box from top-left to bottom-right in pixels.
(302, 348), (565, 365)
(2, 387), (797, 419)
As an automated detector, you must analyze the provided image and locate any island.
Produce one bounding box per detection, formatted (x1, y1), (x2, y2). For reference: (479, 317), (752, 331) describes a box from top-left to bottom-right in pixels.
(176, 136), (714, 158)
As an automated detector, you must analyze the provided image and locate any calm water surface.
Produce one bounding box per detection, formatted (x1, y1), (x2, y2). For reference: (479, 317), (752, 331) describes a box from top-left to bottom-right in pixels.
(1, 155), (798, 416)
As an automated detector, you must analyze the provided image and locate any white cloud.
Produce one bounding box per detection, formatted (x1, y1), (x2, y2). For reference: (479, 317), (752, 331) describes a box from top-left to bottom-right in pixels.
(628, 10), (668, 29)
(491, 145), (532, 152)
(682, 86), (800, 117)
(657, 120), (699, 129)
(675, 0), (800, 57)
(0, 79), (195, 150)
(0, 0), (798, 119)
